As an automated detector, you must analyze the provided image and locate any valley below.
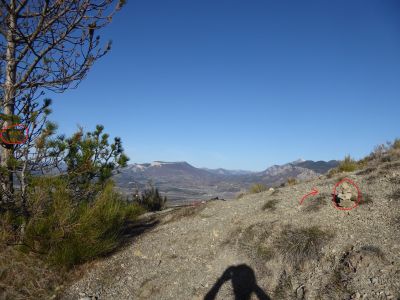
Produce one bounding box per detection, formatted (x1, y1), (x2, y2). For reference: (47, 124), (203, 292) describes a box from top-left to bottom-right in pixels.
(114, 160), (339, 205)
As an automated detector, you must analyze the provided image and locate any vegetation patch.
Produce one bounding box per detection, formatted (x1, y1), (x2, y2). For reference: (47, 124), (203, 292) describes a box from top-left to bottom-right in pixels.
(323, 269), (353, 299)
(249, 183), (267, 194)
(338, 155), (359, 172)
(390, 188), (400, 201)
(271, 189), (280, 196)
(236, 192), (246, 199)
(358, 194), (373, 205)
(22, 179), (143, 268)
(273, 270), (294, 299)
(274, 225), (333, 268)
(302, 194), (328, 212)
(232, 222), (276, 266)
(162, 205), (206, 224)
(356, 167), (376, 176)
(360, 245), (384, 259)
(0, 246), (63, 300)
(286, 178), (297, 186)
(262, 199), (278, 211)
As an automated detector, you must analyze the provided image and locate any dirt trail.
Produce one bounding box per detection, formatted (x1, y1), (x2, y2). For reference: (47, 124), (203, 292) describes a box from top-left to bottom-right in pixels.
(62, 161), (400, 300)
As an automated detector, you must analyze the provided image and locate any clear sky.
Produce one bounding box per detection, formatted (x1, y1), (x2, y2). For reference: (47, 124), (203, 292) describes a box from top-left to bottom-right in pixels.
(51, 0), (400, 171)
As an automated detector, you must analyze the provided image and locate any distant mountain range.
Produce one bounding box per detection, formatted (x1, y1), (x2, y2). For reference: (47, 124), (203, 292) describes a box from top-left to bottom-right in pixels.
(113, 159), (339, 204)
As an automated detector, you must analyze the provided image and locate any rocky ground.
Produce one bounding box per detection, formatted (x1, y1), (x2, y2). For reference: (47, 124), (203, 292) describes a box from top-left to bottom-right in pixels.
(61, 160), (400, 300)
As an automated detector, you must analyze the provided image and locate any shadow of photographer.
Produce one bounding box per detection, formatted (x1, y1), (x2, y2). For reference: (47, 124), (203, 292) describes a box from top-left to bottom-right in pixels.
(204, 264), (271, 300)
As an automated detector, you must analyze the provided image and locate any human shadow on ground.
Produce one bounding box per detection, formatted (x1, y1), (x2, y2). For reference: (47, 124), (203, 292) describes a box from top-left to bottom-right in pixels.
(204, 264), (271, 300)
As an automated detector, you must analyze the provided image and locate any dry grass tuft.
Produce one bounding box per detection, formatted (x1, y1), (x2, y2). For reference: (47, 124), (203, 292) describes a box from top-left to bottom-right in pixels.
(302, 194), (328, 212)
(360, 245), (384, 259)
(356, 167), (376, 176)
(256, 244), (275, 261)
(274, 226), (333, 268)
(323, 269), (353, 299)
(262, 199), (278, 211)
(359, 194), (373, 205)
(286, 178), (297, 186)
(391, 188), (400, 201)
(273, 270), (294, 299)
(249, 183), (267, 194)
(271, 189), (280, 196)
(0, 246), (63, 299)
(162, 205), (206, 224)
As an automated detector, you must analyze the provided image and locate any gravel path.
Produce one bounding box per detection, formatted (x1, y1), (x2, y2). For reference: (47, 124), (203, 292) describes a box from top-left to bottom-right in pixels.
(62, 161), (400, 300)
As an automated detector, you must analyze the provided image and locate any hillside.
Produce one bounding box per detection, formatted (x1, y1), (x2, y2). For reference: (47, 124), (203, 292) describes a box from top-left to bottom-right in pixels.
(62, 158), (400, 299)
(114, 160), (339, 204)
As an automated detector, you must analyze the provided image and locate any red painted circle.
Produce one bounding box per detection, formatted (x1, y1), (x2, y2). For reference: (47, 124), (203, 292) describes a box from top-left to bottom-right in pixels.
(332, 177), (362, 211)
(0, 124), (29, 144)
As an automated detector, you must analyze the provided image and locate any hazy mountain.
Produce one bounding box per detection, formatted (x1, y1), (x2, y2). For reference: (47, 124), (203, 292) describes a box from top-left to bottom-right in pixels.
(201, 168), (255, 176)
(114, 159), (339, 204)
(293, 159), (340, 174)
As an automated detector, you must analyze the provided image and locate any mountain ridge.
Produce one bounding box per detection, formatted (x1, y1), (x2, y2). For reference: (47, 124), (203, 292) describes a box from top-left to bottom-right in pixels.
(114, 159), (339, 203)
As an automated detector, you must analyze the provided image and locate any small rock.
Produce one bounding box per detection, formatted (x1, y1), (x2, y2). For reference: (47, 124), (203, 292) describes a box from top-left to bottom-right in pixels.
(296, 285), (305, 299)
(370, 277), (378, 284)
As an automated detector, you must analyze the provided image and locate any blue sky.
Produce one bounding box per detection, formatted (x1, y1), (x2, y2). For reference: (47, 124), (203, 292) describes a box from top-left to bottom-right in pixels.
(51, 0), (400, 171)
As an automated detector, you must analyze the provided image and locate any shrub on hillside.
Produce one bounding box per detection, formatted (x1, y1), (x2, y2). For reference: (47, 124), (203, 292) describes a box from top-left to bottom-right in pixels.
(286, 177), (297, 186)
(137, 186), (167, 212)
(338, 155), (358, 172)
(392, 138), (400, 150)
(249, 183), (267, 194)
(22, 177), (143, 268)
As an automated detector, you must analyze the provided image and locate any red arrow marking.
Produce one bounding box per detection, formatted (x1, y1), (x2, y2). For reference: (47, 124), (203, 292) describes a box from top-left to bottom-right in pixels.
(299, 187), (319, 205)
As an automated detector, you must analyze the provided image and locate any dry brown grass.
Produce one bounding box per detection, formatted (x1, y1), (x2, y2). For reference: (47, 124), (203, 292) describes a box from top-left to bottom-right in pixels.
(273, 270), (293, 299)
(286, 178), (297, 186)
(271, 189), (280, 196)
(302, 194), (328, 212)
(391, 188), (400, 201)
(0, 246), (63, 299)
(274, 225), (333, 268)
(359, 194), (373, 205)
(162, 205), (206, 224)
(360, 245), (384, 259)
(261, 199), (279, 211)
(249, 183), (267, 194)
(355, 167), (376, 176)
(323, 269), (353, 299)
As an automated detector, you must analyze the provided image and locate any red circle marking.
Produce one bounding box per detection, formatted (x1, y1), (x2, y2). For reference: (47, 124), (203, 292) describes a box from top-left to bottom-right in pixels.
(0, 123), (29, 145)
(332, 177), (362, 211)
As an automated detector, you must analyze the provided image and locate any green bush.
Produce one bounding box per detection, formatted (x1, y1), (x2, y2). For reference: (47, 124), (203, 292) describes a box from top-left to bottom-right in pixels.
(249, 183), (267, 194)
(137, 186), (167, 212)
(392, 138), (400, 150)
(24, 177), (143, 268)
(338, 155), (358, 172)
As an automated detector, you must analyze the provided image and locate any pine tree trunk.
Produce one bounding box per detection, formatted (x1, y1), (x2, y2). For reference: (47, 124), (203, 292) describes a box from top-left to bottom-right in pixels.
(1, 1), (17, 206)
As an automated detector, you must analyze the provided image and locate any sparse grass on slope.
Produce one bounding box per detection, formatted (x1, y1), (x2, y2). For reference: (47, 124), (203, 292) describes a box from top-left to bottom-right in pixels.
(261, 199), (278, 211)
(249, 183), (267, 194)
(274, 225), (333, 268)
(0, 246), (63, 299)
(302, 194), (328, 212)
